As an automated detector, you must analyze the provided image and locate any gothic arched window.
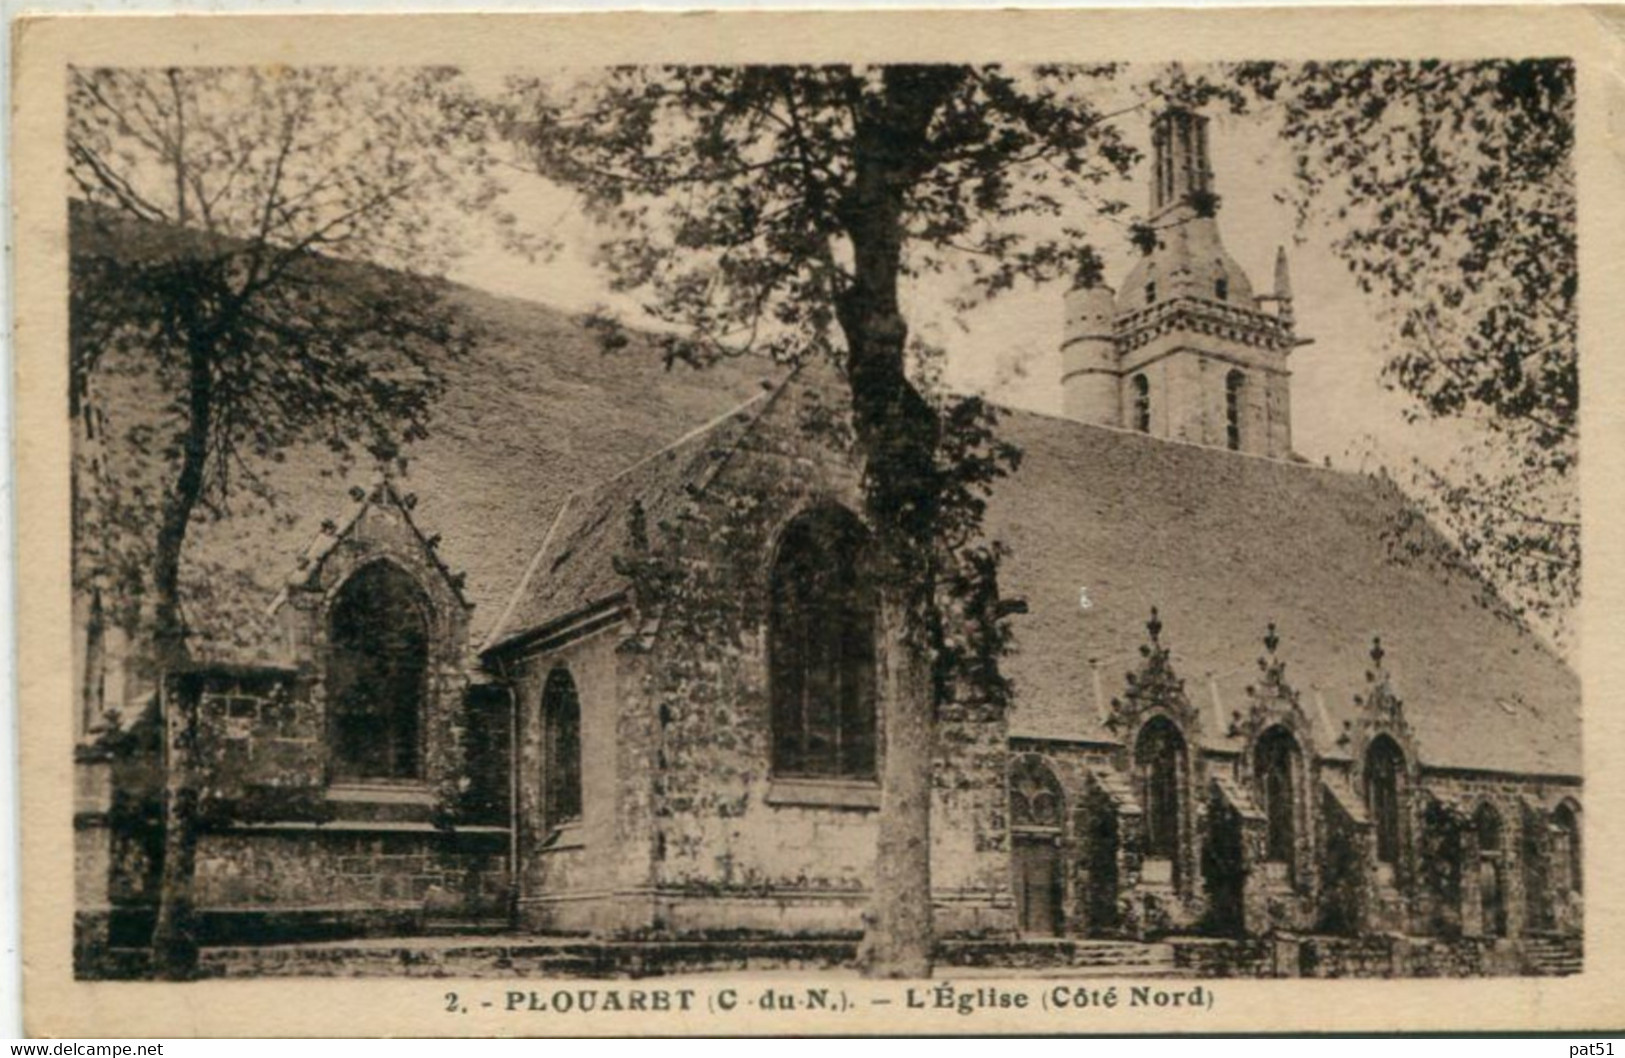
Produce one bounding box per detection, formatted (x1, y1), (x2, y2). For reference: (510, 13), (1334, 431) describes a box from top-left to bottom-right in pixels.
(1554, 801), (1581, 894)
(1255, 726), (1299, 865)
(769, 506), (877, 780)
(327, 561), (430, 782)
(1132, 374), (1151, 434)
(542, 667), (583, 827)
(1009, 756), (1065, 830)
(1136, 717), (1186, 861)
(1476, 802), (1508, 937)
(1365, 735), (1405, 866)
(1225, 370), (1246, 451)
(1215, 276), (1229, 301)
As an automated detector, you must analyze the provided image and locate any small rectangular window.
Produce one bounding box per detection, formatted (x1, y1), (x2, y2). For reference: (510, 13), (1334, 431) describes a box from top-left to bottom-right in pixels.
(1225, 371), (1245, 451)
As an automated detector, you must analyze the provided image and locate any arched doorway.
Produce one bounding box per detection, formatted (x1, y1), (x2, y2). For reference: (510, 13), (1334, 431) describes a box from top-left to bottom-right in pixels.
(1420, 799), (1465, 938)
(1202, 789), (1247, 937)
(1009, 757), (1066, 937)
(1135, 716), (1187, 889)
(1521, 801), (1552, 933)
(1082, 797), (1120, 936)
(1475, 802), (1508, 938)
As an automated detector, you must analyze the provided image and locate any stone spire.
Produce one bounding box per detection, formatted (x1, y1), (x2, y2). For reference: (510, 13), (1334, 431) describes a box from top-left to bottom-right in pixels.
(1272, 246), (1295, 326)
(1273, 246), (1293, 300)
(1150, 107), (1214, 217)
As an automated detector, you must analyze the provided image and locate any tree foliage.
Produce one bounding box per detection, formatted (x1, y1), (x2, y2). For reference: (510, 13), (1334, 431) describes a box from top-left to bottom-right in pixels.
(515, 64), (1137, 974)
(71, 67), (517, 659)
(517, 66), (1137, 367)
(1231, 60), (1577, 636)
(69, 64), (515, 976)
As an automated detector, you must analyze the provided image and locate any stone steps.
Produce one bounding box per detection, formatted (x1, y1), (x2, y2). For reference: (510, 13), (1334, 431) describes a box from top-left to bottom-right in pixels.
(422, 917), (517, 936)
(1522, 937), (1583, 976)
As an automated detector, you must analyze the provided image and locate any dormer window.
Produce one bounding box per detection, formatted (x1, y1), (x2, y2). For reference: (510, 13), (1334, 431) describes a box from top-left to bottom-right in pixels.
(1145, 281), (1157, 305)
(1132, 374), (1151, 434)
(1215, 277), (1229, 301)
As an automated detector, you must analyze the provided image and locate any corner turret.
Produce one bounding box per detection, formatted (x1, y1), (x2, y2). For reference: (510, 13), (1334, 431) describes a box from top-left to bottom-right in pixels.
(1061, 281), (1120, 426)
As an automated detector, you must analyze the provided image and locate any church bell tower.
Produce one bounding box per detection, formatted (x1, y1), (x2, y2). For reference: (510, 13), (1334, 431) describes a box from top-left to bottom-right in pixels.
(1061, 108), (1305, 459)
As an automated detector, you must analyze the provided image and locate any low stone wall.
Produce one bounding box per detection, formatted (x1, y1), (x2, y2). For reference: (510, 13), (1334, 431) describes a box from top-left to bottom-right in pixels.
(1402, 936), (1500, 977)
(193, 825), (509, 919)
(1299, 934), (1400, 978)
(82, 929), (1578, 981)
(1169, 937), (1279, 978)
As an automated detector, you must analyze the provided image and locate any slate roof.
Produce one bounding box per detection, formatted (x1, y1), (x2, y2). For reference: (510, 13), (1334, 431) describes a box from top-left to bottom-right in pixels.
(77, 206), (1577, 778)
(481, 389), (777, 651)
(75, 203), (780, 653)
(490, 378), (1580, 779)
(986, 409), (1579, 778)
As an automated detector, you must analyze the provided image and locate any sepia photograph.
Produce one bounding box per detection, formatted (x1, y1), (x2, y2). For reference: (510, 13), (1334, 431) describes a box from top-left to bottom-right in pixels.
(14, 5), (1619, 1036)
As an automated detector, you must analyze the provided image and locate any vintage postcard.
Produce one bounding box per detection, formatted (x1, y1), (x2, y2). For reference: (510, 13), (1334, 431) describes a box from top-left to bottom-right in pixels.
(13, 4), (1625, 1036)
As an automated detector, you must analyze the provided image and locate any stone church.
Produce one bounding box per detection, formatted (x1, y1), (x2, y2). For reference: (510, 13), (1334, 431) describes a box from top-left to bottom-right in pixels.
(75, 109), (1582, 976)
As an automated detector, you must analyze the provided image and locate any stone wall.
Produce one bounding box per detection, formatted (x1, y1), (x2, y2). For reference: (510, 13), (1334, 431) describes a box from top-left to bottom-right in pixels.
(505, 380), (1011, 938)
(193, 673), (325, 817)
(1403, 770), (1581, 942)
(509, 628), (644, 936)
(80, 491), (514, 958)
(192, 826), (507, 922)
(1171, 937), (1280, 978)
(1299, 934), (1400, 977)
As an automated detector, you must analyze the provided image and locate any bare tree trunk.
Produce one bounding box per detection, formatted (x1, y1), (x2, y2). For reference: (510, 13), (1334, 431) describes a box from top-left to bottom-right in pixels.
(149, 335), (212, 980)
(863, 587), (936, 977)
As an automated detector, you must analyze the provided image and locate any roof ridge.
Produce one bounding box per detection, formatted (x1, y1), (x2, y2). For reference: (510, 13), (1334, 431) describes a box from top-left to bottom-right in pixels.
(583, 384), (776, 497)
(990, 399), (1350, 476)
(684, 360), (809, 504)
(479, 493), (578, 655)
(475, 367), (800, 656)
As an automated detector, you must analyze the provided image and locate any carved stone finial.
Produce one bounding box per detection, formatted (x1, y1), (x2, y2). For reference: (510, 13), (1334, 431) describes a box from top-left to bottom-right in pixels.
(1356, 632), (1409, 739)
(1107, 605), (1200, 740)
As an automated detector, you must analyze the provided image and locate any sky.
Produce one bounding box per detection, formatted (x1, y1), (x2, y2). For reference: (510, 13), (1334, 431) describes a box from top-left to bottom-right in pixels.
(445, 78), (1473, 478)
